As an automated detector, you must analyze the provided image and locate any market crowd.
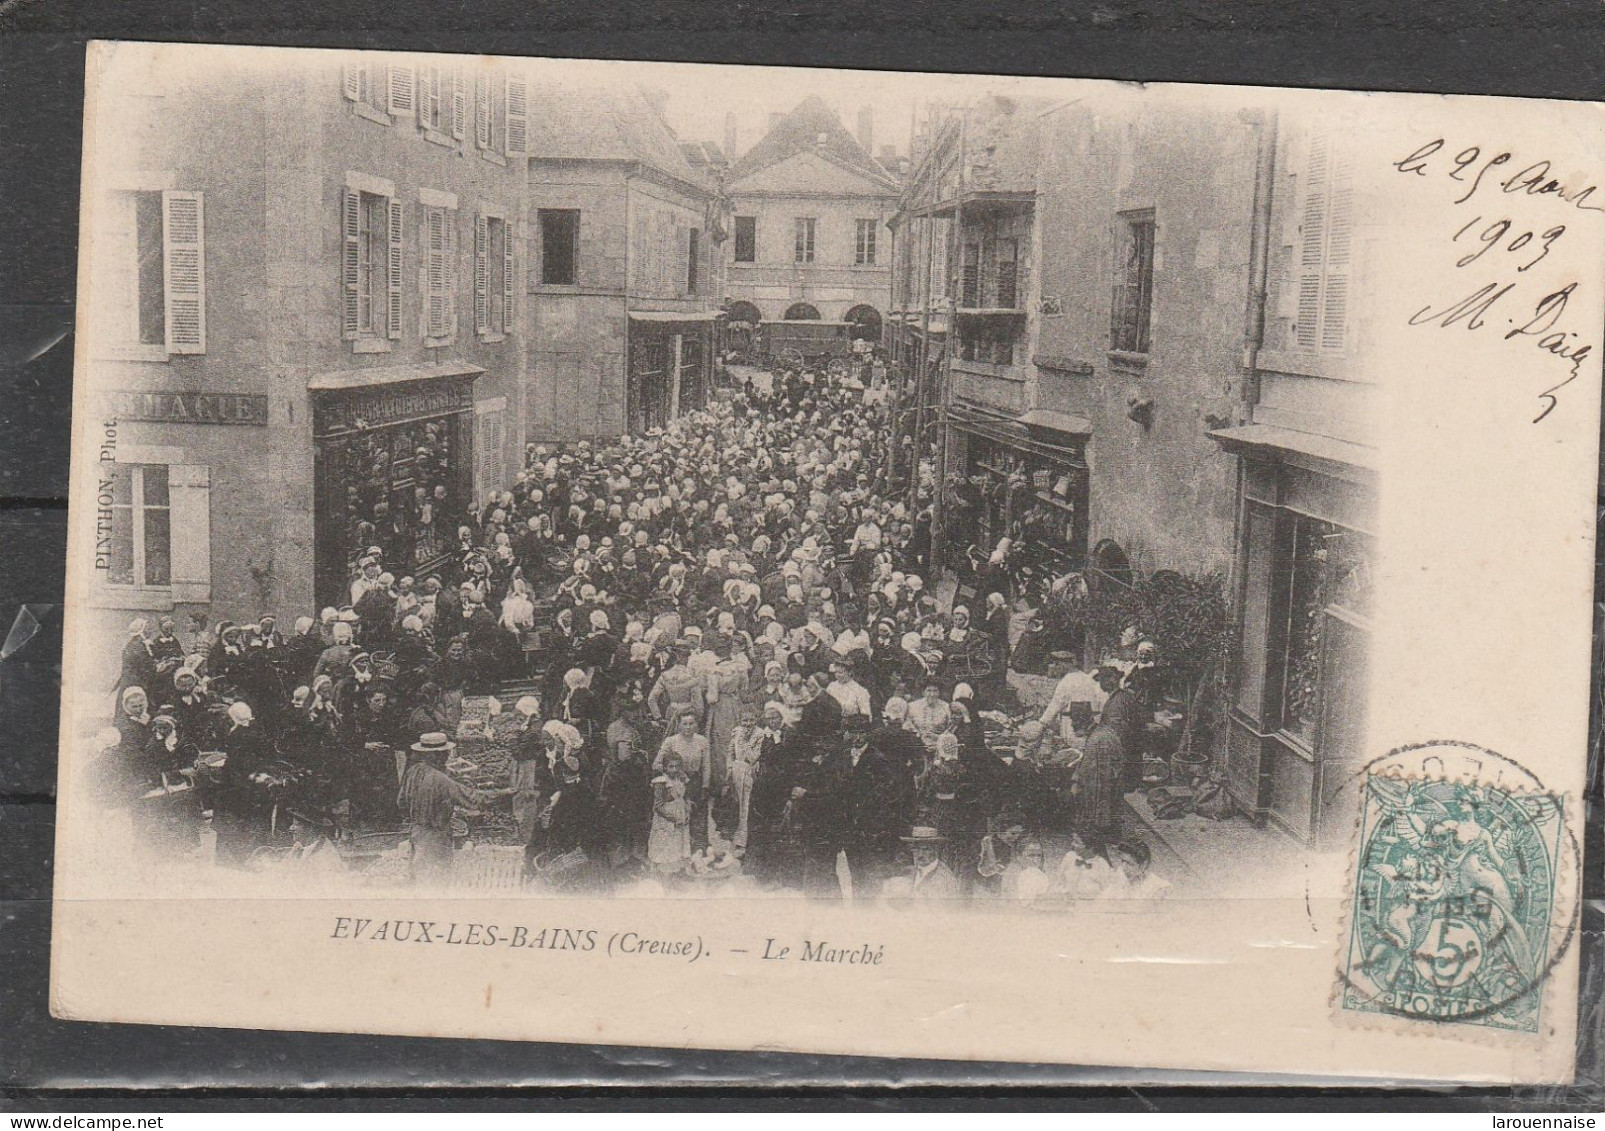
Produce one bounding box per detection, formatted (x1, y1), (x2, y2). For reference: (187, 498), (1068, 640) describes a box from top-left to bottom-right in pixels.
(98, 364), (1168, 902)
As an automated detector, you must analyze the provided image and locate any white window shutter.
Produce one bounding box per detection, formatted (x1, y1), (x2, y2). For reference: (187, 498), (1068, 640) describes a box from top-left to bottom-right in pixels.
(447, 213), (459, 338)
(450, 68), (467, 140)
(474, 213), (489, 332)
(475, 73), (492, 149)
(168, 465), (212, 603)
(342, 61), (363, 102)
(426, 206), (447, 337)
(502, 218), (516, 333)
(1321, 142), (1354, 353)
(387, 198), (404, 340)
(1295, 128), (1330, 350)
(504, 74), (529, 156)
(387, 63), (415, 117)
(162, 190), (205, 354)
(341, 189), (361, 338)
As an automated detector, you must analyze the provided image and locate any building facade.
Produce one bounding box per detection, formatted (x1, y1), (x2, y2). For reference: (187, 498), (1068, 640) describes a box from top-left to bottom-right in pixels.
(894, 91), (1376, 848)
(524, 85), (726, 442)
(722, 97), (899, 339)
(82, 48), (532, 661)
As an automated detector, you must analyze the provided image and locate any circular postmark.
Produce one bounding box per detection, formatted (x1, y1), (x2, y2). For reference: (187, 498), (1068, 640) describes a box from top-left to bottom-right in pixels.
(1335, 740), (1580, 1032)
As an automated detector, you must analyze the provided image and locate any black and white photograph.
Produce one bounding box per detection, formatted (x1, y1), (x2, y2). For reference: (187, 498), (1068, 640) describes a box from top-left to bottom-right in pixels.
(47, 41), (1598, 1079)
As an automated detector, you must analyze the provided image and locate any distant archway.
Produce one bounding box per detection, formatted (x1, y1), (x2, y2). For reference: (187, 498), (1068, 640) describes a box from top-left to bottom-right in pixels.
(844, 304), (882, 340)
(784, 302), (821, 321)
(726, 300), (762, 325)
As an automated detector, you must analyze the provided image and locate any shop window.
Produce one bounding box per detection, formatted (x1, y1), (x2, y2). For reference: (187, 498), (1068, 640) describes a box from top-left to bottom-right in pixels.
(99, 463), (210, 605)
(1280, 516), (1339, 740)
(794, 217), (816, 263)
(94, 189), (206, 357)
(1110, 210), (1155, 354)
(539, 209), (579, 285)
(1294, 127), (1354, 353)
(855, 218), (878, 265)
(734, 216), (756, 263)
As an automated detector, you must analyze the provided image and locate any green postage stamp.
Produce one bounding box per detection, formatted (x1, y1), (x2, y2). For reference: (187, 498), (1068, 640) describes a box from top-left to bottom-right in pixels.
(1340, 764), (1568, 1033)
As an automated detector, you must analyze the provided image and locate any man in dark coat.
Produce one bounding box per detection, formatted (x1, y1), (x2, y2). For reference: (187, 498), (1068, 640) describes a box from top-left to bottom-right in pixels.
(836, 718), (904, 897)
(114, 619), (160, 699)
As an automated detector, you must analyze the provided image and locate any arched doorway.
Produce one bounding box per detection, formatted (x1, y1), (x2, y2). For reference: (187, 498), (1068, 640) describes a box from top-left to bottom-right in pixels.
(844, 304), (882, 341)
(726, 300), (761, 325)
(1091, 538), (1135, 588)
(784, 302), (821, 321)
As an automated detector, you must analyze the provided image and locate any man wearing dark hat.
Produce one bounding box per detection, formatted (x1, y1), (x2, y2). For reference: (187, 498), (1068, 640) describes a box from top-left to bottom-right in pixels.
(835, 715), (902, 898)
(397, 733), (505, 886)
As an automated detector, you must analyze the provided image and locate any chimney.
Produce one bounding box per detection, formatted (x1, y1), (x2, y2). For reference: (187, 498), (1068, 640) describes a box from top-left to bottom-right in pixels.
(723, 111), (738, 161)
(857, 106), (874, 154)
(768, 111), (784, 133)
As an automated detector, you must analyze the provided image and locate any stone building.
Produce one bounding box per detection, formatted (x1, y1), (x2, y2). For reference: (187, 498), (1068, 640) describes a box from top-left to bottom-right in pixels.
(524, 85), (727, 440)
(894, 90), (1376, 848)
(722, 96), (900, 339)
(80, 46), (532, 651)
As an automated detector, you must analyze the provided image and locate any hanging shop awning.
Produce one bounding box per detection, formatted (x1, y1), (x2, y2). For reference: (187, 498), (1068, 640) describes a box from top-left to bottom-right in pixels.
(1018, 408), (1092, 437)
(950, 404), (1087, 467)
(1207, 423), (1377, 473)
(307, 361), (484, 391)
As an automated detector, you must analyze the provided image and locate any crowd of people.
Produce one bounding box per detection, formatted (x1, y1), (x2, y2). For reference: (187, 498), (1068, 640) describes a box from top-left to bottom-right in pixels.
(97, 365), (1168, 902)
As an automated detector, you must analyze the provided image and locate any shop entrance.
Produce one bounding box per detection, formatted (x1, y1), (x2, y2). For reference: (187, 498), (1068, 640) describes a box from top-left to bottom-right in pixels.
(312, 370), (478, 608)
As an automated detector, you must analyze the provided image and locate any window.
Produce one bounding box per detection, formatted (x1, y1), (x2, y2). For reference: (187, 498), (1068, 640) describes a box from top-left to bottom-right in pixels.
(343, 187), (401, 342)
(95, 188), (206, 356)
(98, 463), (211, 603)
(961, 242), (980, 307)
(855, 218), (878, 265)
(539, 209), (579, 285)
(108, 464), (170, 589)
(687, 228), (699, 295)
(473, 72), (528, 157)
(422, 201), (459, 341)
(794, 217), (816, 263)
(1110, 211), (1155, 354)
(995, 238), (1019, 309)
(341, 60), (388, 119)
(476, 212), (514, 336)
(1295, 128), (1354, 353)
(734, 215), (756, 262)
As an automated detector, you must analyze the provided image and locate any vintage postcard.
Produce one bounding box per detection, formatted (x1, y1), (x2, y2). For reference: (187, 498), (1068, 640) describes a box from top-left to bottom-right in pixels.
(50, 41), (1601, 1082)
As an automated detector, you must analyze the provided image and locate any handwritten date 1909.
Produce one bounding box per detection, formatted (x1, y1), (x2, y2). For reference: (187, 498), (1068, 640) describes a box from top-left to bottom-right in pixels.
(1394, 139), (1604, 214)
(1409, 282), (1592, 423)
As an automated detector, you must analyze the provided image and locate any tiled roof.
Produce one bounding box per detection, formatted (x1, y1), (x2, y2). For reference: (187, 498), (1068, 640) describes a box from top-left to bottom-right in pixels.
(727, 95), (897, 188)
(528, 84), (715, 194)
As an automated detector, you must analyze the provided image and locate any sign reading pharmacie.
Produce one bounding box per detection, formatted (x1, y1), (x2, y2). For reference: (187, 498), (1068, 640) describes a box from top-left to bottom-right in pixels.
(312, 375), (478, 438)
(107, 389), (269, 427)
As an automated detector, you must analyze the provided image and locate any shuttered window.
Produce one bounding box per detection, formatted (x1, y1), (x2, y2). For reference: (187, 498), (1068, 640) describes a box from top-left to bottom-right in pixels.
(450, 68), (467, 140)
(418, 65), (444, 133)
(343, 188), (399, 341)
(474, 397), (509, 504)
(1110, 211), (1155, 354)
(504, 74), (529, 156)
(475, 73), (495, 150)
(423, 203), (458, 340)
(855, 218), (878, 266)
(1294, 127), (1354, 353)
(476, 212), (513, 336)
(794, 217), (816, 263)
(387, 63), (416, 118)
(96, 188), (206, 356)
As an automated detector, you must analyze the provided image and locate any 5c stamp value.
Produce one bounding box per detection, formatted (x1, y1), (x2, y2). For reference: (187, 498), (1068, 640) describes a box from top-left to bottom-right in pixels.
(1338, 742), (1573, 1034)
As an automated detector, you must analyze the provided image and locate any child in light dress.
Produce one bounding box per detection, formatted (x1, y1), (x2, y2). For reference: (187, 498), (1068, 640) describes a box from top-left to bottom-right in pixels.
(648, 752), (691, 872)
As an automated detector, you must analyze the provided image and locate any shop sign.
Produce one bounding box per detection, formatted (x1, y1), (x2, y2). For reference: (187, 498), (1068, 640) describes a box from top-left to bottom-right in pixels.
(108, 390), (269, 426)
(313, 379), (475, 436)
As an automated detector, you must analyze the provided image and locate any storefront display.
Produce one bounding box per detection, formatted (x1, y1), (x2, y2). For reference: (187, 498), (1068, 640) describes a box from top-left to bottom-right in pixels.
(311, 367), (480, 607)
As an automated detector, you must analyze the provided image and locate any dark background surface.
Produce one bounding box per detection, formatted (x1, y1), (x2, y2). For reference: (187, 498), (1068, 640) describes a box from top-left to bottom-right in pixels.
(2, 0), (1602, 1108)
